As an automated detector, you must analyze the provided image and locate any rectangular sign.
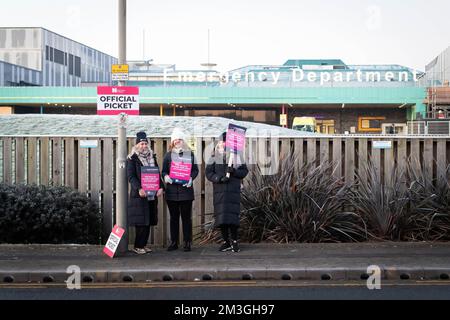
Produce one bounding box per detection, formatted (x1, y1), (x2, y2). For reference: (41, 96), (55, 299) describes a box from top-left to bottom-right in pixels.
(169, 153), (192, 185)
(97, 86), (139, 116)
(112, 64), (129, 73)
(79, 140), (98, 148)
(141, 166), (160, 200)
(280, 114), (287, 126)
(373, 141), (392, 149)
(225, 123), (247, 154)
(103, 225), (125, 258)
(112, 73), (129, 81)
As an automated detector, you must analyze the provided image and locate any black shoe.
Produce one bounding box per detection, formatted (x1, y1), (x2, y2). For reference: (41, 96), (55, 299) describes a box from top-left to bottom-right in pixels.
(219, 240), (232, 252)
(167, 242), (178, 251)
(183, 241), (191, 252)
(231, 240), (240, 253)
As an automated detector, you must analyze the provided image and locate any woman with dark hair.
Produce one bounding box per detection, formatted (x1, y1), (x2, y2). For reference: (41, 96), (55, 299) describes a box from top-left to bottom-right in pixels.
(206, 132), (248, 252)
(127, 131), (164, 255)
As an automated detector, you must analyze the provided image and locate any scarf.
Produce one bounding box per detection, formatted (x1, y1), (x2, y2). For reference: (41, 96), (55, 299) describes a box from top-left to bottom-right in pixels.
(129, 146), (155, 167)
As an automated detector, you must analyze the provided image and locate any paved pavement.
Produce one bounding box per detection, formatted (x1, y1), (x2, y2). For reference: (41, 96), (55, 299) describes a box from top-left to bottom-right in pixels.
(1, 242), (450, 284)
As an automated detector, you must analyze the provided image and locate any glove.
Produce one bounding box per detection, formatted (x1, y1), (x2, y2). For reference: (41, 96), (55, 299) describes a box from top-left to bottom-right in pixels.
(220, 176), (229, 183)
(164, 175), (173, 184)
(183, 177), (193, 188)
(226, 165), (235, 175)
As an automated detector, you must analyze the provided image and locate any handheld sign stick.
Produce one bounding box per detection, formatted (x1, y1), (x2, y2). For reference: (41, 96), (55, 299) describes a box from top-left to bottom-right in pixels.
(226, 154), (233, 178)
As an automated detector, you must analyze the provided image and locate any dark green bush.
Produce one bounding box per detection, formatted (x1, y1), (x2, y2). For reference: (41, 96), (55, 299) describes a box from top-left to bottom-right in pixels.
(0, 183), (102, 244)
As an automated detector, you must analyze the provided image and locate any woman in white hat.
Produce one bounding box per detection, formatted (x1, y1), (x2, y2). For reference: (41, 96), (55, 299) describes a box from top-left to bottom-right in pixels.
(161, 127), (199, 252)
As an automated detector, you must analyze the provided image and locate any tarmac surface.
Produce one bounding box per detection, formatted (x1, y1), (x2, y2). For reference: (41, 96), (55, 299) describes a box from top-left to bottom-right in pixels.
(1, 242), (450, 284)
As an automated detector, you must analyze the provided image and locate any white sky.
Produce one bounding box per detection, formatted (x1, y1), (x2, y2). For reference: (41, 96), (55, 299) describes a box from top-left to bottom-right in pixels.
(2, 0), (449, 72)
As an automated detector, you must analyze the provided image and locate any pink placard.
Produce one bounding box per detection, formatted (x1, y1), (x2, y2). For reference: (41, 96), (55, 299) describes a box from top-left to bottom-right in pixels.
(169, 161), (192, 181)
(141, 167), (160, 192)
(103, 225), (125, 258)
(225, 123), (247, 154)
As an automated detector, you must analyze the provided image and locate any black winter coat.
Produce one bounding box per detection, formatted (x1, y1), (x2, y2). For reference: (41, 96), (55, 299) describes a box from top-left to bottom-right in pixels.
(205, 155), (249, 227)
(161, 150), (199, 202)
(127, 153), (164, 226)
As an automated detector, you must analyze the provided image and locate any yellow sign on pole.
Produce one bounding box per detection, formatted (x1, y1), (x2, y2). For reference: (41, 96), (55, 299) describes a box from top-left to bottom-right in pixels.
(112, 64), (129, 81)
(280, 114), (287, 126)
(112, 64), (129, 73)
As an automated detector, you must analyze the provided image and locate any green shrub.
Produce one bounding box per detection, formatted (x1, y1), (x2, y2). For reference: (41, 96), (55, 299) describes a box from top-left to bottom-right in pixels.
(0, 183), (102, 244)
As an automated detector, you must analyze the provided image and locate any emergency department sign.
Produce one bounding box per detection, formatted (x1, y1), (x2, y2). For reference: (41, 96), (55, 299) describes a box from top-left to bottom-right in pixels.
(97, 86), (139, 115)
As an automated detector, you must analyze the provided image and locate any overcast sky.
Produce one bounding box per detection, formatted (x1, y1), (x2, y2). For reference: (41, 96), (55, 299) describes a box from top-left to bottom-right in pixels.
(2, 0), (449, 72)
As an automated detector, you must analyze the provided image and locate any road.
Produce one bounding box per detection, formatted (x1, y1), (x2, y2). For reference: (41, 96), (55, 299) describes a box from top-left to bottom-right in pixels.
(1, 280), (450, 300)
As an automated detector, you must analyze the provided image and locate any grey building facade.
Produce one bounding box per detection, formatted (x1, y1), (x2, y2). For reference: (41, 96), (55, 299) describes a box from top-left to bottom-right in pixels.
(0, 27), (117, 86)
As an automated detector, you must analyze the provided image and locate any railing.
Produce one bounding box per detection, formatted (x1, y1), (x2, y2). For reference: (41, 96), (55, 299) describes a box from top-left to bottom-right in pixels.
(1, 136), (449, 246)
(408, 121), (450, 135)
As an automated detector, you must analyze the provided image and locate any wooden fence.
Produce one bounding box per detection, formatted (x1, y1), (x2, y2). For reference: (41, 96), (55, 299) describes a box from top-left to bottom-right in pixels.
(1, 135), (449, 246)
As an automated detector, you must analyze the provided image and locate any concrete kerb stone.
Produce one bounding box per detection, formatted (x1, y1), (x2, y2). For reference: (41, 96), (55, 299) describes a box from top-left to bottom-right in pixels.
(423, 268), (450, 280)
(80, 271), (108, 283)
(305, 268), (347, 281)
(146, 270), (189, 282)
(384, 267), (425, 281)
(265, 268), (307, 281)
(186, 269), (220, 281)
(1, 272), (29, 283)
(345, 267), (386, 281)
(108, 270), (148, 282)
(223, 267), (267, 281)
(28, 271), (68, 283)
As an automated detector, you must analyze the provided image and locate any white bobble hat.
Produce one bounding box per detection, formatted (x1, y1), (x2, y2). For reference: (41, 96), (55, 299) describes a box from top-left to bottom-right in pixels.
(171, 127), (187, 143)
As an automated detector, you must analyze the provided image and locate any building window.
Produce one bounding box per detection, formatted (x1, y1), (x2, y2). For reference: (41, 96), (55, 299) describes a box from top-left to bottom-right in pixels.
(358, 116), (386, 132)
(46, 45), (50, 61)
(75, 56), (81, 77)
(69, 54), (74, 75)
(54, 48), (64, 65)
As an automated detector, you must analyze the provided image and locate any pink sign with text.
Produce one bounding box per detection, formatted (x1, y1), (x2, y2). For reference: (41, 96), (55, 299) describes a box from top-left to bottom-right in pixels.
(103, 225), (125, 258)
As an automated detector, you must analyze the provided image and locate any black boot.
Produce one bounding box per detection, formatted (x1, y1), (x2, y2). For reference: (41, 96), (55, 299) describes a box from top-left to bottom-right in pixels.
(167, 241), (178, 251)
(183, 241), (191, 252)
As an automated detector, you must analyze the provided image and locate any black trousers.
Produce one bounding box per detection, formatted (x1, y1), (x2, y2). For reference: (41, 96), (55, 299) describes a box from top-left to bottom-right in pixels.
(167, 200), (193, 243)
(220, 224), (239, 242)
(135, 225), (151, 249)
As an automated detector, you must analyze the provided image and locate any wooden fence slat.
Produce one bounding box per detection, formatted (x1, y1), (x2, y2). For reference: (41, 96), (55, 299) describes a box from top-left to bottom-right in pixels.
(384, 139), (394, 187)
(77, 139), (88, 193)
(39, 138), (49, 185)
(15, 138), (25, 184)
(64, 138), (76, 188)
(397, 138), (408, 189)
(320, 138), (329, 164)
(332, 138), (342, 179)
(294, 139), (303, 173)
(424, 138), (434, 182)
(154, 139), (165, 247)
(90, 139), (101, 204)
(3, 137), (12, 184)
(204, 138), (215, 228)
(52, 137), (62, 186)
(102, 138), (114, 240)
(281, 138), (291, 161)
(358, 138), (368, 182)
(371, 141), (381, 183)
(27, 138), (37, 184)
(192, 137), (203, 244)
(437, 139), (447, 187)
(345, 138), (355, 184)
(307, 138), (316, 166)
(410, 138), (421, 174)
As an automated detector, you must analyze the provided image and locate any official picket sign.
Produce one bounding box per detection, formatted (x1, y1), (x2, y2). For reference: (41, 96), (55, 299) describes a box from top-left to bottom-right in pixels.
(103, 225), (125, 258)
(97, 86), (139, 115)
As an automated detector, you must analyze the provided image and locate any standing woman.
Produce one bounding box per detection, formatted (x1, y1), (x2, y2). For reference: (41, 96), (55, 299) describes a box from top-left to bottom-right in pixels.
(162, 128), (199, 252)
(206, 132), (249, 252)
(127, 131), (164, 255)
